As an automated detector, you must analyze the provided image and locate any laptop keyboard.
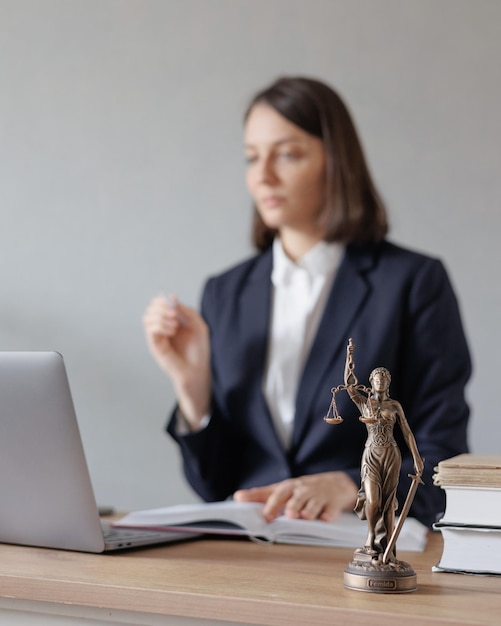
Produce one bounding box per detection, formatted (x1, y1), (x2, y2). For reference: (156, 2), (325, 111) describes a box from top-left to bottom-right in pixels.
(101, 522), (194, 548)
(102, 523), (172, 543)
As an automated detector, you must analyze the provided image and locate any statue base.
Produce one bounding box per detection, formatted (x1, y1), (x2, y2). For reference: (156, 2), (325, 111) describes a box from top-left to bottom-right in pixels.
(344, 552), (417, 593)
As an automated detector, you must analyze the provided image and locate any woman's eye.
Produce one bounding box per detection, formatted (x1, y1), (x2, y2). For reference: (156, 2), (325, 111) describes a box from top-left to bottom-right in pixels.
(245, 154), (258, 165)
(279, 151), (299, 160)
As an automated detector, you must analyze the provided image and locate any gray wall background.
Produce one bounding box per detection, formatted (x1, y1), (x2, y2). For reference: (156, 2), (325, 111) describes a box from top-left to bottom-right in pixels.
(0, 0), (499, 511)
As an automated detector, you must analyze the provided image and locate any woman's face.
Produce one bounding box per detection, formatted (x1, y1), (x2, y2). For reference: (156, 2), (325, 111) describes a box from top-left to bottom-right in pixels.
(244, 103), (326, 237)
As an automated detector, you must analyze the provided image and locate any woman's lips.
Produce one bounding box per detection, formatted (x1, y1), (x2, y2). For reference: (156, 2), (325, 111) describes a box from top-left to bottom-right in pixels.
(260, 196), (285, 207)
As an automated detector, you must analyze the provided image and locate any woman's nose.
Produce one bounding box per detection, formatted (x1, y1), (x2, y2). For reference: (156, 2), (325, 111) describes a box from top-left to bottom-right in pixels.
(258, 156), (279, 185)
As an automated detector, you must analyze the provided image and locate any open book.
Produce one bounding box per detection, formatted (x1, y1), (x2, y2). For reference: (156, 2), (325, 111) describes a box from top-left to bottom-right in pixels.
(113, 501), (428, 551)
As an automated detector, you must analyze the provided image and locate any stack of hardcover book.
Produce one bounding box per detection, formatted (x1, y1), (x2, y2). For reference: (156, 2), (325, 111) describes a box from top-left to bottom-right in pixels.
(432, 453), (501, 575)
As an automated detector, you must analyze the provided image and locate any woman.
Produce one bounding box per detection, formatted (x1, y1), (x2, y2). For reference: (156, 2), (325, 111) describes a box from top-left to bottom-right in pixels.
(143, 76), (471, 527)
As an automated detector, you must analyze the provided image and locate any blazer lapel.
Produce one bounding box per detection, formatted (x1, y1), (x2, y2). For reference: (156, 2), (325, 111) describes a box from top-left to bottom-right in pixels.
(292, 245), (375, 447)
(238, 250), (285, 450)
(238, 249), (272, 380)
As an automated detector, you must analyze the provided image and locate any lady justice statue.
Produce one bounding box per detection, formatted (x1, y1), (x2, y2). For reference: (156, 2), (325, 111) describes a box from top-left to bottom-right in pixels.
(324, 339), (424, 592)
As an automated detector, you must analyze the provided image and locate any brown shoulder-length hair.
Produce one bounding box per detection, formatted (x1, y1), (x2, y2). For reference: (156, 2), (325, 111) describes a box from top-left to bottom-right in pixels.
(245, 76), (389, 251)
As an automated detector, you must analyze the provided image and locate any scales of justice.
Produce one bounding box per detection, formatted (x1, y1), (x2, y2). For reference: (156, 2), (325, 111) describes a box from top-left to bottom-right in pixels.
(324, 339), (424, 593)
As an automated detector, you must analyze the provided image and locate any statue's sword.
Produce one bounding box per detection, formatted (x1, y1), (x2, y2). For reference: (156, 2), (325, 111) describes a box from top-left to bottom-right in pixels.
(382, 462), (425, 564)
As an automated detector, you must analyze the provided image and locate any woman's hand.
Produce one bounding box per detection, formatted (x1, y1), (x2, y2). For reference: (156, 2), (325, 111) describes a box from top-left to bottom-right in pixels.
(234, 472), (358, 522)
(142, 295), (211, 429)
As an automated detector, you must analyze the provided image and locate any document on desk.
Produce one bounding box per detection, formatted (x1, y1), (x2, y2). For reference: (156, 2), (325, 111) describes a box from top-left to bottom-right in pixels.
(113, 501), (428, 551)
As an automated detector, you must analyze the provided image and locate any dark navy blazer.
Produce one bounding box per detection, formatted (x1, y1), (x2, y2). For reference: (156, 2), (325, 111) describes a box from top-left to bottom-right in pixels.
(167, 240), (471, 527)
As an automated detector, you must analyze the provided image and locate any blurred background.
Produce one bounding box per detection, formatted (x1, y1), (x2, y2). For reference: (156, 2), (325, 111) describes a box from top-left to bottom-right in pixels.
(0, 0), (499, 511)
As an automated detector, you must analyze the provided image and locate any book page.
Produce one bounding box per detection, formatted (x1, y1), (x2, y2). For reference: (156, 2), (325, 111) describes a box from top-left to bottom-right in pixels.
(269, 513), (428, 551)
(115, 501), (269, 537)
(115, 501), (428, 550)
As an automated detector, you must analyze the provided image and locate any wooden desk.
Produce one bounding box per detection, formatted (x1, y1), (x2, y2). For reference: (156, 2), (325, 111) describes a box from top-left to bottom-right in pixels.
(0, 532), (499, 626)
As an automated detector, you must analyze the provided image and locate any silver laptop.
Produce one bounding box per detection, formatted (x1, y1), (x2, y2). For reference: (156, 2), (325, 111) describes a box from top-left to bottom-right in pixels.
(0, 351), (190, 552)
